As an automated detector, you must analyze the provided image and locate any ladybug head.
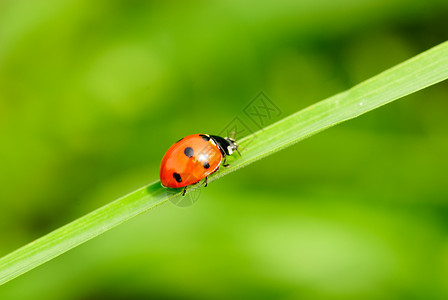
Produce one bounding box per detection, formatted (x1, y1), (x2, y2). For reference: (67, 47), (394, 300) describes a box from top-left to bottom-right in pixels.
(210, 135), (241, 156)
(224, 136), (240, 156)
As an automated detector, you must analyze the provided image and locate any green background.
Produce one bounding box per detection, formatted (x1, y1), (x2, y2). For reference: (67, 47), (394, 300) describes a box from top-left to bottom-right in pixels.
(1, 0), (448, 299)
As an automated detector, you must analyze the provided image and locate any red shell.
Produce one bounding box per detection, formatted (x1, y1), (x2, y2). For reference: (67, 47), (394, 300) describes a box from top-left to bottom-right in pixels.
(160, 134), (223, 188)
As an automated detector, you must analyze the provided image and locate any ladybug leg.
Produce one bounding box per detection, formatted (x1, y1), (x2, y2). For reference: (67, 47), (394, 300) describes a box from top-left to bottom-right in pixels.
(223, 156), (230, 167)
(204, 176), (208, 187)
(182, 186), (187, 196)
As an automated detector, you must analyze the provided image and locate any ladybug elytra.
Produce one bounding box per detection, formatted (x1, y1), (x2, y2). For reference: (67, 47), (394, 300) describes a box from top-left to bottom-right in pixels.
(160, 134), (240, 195)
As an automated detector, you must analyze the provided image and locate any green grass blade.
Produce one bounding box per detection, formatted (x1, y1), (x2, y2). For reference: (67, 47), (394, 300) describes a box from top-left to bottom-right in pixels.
(217, 40), (448, 178)
(1, 40), (448, 286)
(0, 182), (171, 285)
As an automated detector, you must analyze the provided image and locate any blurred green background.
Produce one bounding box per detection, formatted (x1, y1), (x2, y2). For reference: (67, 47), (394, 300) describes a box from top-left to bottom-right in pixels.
(1, 0), (448, 299)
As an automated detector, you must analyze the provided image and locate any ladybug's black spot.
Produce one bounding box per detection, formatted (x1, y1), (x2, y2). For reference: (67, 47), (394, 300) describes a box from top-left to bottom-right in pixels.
(199, 134), (210, 141)
(203, 162), (210, 169)
(173, 172), (182, 182)
(176, 138), (183, 143)
(184, 147), (194, 158)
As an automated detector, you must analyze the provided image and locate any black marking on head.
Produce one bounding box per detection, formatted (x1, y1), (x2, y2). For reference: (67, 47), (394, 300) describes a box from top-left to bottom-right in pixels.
(199, 134), (210, 141)
(203, 162), (210, 169)
(173, 172), (182, 182)
(184, 147), (194, 158)
(176, 138), (183, 143)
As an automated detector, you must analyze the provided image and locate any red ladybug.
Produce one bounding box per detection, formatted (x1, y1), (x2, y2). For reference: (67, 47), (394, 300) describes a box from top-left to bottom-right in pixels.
(160, 134), (240, 195)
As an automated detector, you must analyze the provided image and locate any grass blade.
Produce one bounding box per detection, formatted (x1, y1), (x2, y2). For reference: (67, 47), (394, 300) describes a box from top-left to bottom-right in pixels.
(1, 40), (448, 285)
(216, 40), (448, 178)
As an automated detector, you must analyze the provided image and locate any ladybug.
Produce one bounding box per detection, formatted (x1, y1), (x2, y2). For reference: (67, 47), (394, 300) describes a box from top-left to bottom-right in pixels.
(160, 134), (240, 195)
